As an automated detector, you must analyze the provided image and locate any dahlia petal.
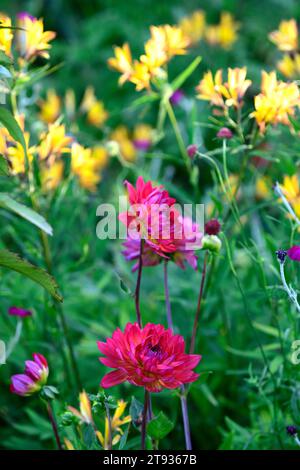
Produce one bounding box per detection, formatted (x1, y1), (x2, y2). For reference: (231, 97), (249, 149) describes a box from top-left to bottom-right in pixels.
(101, 369), (128, 388)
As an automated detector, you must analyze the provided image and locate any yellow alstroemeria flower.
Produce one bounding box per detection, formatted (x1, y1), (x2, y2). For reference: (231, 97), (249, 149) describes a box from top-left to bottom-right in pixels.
(256, 177), (271, 200)
(218, 67), (252, 108)
(71, 143), (102, 191)
(108, 43), (133, 85)
(41, 160), (64, 191)
(110, 126), (137, 162)
(251, 71), (300, 133)
(179, 10), (206, 45)
(39, 89), (61, 124)
(96, 400), (131, 450)
(17, 13), (56, 61)
(7, 132), (35, 175)
(38, 122), (73, 162)
(0, 126), (10, 157)
(269, 19), (298, 52)
(196, 70), (224, 107)
(218, 12), (239, 49)
(81, 86), (108, 128)
(92, 146), (109, 169)
(149, 24), (190, 60)
(140, 37), (167, 77)
(279, 175), (300, 218)
(0, 13), (13, 56)
(130, 60), (152, 91)
(68, 391), (94, 425)
(277, 54), (300, 79)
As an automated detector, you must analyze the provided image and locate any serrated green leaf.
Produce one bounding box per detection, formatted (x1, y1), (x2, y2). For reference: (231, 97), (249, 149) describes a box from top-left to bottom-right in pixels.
(0, 249), (62, 302)
(0, 193), (53, 235)
(147, 411), (174, 440)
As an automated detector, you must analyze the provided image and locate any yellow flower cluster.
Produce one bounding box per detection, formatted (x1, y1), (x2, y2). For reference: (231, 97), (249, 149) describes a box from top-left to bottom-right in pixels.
(251, 71), (300, 133)
(279, 175), (300, 218)
(269, 19), (300, 79)
(109, 124), (153, 162)
(180, 11), (239, 49)
(66, 392), (131, 450)
(108, 25), (190, 91)
(38, 87), (109, 128)
(196, 67), (251, 109)
(71, 143), (108, 192)
(0, 11), (55, 62)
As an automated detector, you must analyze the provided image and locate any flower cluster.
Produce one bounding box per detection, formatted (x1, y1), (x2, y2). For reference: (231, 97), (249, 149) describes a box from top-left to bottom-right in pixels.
(10, 353), (49, 396)
(0, 12), (55, 64)
(98, 322), (201, 392)
(269, 19), (300, 78)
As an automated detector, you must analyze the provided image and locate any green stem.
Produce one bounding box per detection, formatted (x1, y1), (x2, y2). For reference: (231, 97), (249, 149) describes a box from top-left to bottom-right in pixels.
(165, 100), (191, 172)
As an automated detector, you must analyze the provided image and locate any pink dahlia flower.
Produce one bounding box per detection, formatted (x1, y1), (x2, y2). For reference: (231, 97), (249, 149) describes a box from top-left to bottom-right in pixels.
(122, 236), (161, 272)
(98, 323), (201, 392)
(10, 353), (49, 396)
(172, 216), (203, 270)
(119, 176), (179, 258)
(8, 306), (32, 317)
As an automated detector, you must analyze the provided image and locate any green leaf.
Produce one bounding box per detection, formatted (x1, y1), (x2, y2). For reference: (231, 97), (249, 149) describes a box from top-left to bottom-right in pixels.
(129, 396), (143, 429)
(0, 193), (53, 235)
(0, 155), (9, 176)
(0, 50), (12, 66)
(147, 411), (174, 440)
(253, 321), (280, 338)
(0, 249), (62, 302)
(171, 56), (202, 92)
(0, 107), (27, 157)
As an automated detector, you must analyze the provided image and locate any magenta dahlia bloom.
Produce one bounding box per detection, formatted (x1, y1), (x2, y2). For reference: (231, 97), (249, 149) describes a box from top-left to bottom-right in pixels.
(172, 216), (203, 270)
(8, 306), (32, 317)
(10, 353), (49, 396)
(119, 176), (180, 258)
(122, 236), (161, 272)
(98, 323), (201, 392)
(287, 245), (300, 261)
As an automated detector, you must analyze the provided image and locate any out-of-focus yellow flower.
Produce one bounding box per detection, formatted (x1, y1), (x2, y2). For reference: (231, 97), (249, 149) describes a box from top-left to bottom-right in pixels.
(196, 67), (251, 108)
(64, 439), (75, 451)
(149, 25), (190, 60)
(251, 71), (300, 133)
(41, 160), (64, 191)
(269, 19), (298, 52)
(96, 400), (131, 450)
(277, 54), (300, 78)
(205, 12), (239, 49)
(68, 391), (94, 425)
(81, 86), (109, 127)
(0, 13), (13, 56)
(110, 126), (136, 162)
(0, 126), (10, 157)
(108, 43), (133, 85)
(130, 60), (152, 91)
(133, 123), (153, 151)
(256, 176), (271, 199)
(7, 132), (35, 175)
(38, 89), (61, 124)
(38, 123), (73, 162)
(140, 38), (167, 77)
(279, 175), (300, 218)
(71, 142), (102, 191)
(179, 10), (206, 45)
(92, 146), (109, 169)
(17, 13), (56, 61)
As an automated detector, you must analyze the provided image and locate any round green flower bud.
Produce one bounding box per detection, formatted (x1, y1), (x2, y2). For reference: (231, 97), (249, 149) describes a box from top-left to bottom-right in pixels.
(202, 234), (222, 253)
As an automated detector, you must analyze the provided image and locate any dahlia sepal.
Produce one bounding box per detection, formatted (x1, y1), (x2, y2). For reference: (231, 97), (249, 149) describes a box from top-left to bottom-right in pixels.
(40, 385), (59, 401)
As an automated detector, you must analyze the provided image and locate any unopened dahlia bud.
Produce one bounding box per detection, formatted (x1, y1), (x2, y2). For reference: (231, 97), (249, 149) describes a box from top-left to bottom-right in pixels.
(187, 144), (198, 158)
(217, 127), (233, 139)
(202, 234), (222, 253)
(276, 249), (287, 263)
(205, 218), (221, 235)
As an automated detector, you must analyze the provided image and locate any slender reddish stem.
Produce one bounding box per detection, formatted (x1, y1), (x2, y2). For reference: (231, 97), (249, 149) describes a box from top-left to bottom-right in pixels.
(46, 401), (62, 450)
(141, 388), (149, 450)
(135, 240), (144, 327)
(163, 261), (173, 330)
(189, 252), (208, 354)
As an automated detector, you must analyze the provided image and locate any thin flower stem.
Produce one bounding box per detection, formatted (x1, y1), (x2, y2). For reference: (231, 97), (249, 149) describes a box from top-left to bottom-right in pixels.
(279, 259), (300, 315)
(141, 388), (149, 450)
(135, 240), (144, 328)
(163, 261), (192, 450)
(105, 402), (112, 450)
(46, 401), (62, 450)
(274, 182), (300, 226)
(189, 252), (208, 354)
(163, 261), (173, 330)
(165, 100), (191, 172)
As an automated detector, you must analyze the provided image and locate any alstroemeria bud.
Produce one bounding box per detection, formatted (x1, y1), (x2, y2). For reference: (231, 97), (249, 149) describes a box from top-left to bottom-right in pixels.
(187, 144), (198, 159)
(217, 127), (233, 139)
(205, 218), (221, 235)
(202, 234), (222, 253)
